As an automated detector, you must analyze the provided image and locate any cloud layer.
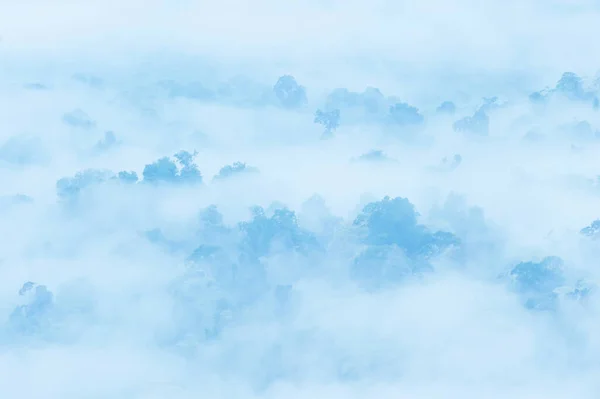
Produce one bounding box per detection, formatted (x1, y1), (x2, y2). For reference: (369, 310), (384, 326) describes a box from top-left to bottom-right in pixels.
(2, 2), (600, 398)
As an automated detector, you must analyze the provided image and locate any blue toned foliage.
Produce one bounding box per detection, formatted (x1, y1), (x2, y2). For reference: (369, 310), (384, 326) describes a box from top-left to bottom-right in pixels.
(273, 75), (307, 109)
(351, 245), (427, 290)
(326, 88), (364, 108)
(554, 72), (588, 100)
(581, 220), (600, 238)
(560, 120), (597, 141)
(440, 154), (462, 171)
(355, 149), (391, 163)
(198, 205), (226, 231)
(193, 205), (231, 245)
(62, 109), (95, 129)
(529, 72), (596, 105)
(480, 96), (500, 111)
(239, 206), (320, 260)
(510, 256), (565, 294)
(187, 244), (223, 264)
(217, 75), (272, 107)
(507, 256), (571, 311)
(452, 97), (502, 136)
(503, 253), (594, 312)
(143, 151), (202, 184)
(349, 196), (459, 290)
(176, 151), (203, 184)
(175, 207), (313, 316)
(174, 150), (196, 168)
(529, 91), (547, 104)
(565, 280), (595, 301)
(143, 157), (179, 183)
(353, 196), (459, 258)
(9, 282), (54, 334)
(56, 169), (112, 199)
(314, 109), (341, 137)
(213, 162), (259, 181)
(354, 196), (419, 247)
(324, 86), (411, 126)
(388, 102), (425, 126)
(436, 101), (456, 114)
(326, 87), (387, 115)
(94, 131), (118, 151)
(7, 56), (600, 395)
(116, 170), (139, 184)
(453, 108), (489, 136)
(361, 87), (387, 114)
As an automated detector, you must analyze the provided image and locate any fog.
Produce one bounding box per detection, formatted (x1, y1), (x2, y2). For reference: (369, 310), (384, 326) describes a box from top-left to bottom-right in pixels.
(1, 1), (600, 398)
